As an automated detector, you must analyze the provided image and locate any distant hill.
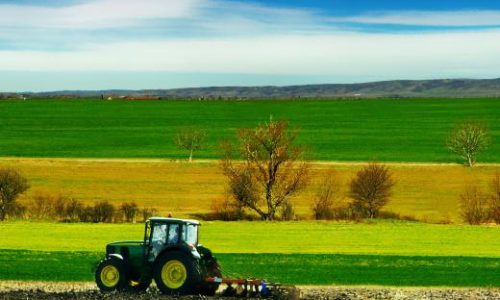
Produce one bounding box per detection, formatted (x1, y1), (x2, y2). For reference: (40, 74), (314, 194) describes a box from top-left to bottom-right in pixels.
(4, 78), (500, 99)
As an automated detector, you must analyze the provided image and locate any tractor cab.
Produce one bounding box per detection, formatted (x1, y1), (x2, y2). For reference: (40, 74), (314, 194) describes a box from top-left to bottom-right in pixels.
(144, 217), (200, 262)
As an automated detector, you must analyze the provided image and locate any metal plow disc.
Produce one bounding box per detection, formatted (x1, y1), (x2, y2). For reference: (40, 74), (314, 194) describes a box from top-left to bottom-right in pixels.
(206, 277), (299, 299)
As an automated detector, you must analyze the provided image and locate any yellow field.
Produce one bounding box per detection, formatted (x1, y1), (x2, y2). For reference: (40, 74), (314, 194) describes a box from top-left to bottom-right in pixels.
(0, 158), (498, 222)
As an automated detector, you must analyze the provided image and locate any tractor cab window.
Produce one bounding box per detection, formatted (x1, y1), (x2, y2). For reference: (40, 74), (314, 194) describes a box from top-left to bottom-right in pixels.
(183, 224), (198, 245)
(144, 221), (151, 244)
(151, 223), (167, 258)
(167, 224), (179, 245)
(152, 224), (167, 241)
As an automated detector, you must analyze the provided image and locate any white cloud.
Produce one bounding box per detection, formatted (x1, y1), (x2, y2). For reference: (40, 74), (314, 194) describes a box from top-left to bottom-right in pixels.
(0, 0), (328, 50)
(1, 30), (500, 80)
(333, 10), (500, 27)
(1, 1), (500, 84)
(0, 0), (204, 29)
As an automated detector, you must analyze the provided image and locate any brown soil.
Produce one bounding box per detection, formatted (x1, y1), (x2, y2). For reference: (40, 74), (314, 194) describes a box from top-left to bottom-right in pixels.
(0, 282), (499, 300)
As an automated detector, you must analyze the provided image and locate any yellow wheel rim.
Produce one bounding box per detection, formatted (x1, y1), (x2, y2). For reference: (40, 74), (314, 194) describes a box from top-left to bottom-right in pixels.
(100, 265), (120, 288)
(161, 259), (187, 289)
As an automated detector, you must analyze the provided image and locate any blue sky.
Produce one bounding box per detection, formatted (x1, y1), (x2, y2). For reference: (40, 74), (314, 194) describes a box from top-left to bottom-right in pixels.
(254, 1), (500, 12)
(1, 0), (500, 92)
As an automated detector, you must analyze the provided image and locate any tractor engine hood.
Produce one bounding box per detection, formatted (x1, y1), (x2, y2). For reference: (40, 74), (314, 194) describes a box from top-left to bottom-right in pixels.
(107, 240), (143, 247)
(106, 240), (143, 257)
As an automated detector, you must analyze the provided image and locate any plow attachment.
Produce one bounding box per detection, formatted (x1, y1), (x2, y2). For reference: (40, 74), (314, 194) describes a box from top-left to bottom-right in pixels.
(205, 277), (298, 299)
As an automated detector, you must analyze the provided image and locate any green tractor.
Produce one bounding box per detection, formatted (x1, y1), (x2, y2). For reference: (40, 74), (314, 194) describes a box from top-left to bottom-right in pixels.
(95, 217), (222, 295)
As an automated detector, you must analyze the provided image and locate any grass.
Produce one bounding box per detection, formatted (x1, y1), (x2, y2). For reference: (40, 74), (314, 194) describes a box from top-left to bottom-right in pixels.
(1, 250), (499, 286)
(1, 158), (498, 222)
(216, 253), (500, 286)
(1, 221), (499, 257)
(0, 98), (499, 162)
(0, 221), (499, 286)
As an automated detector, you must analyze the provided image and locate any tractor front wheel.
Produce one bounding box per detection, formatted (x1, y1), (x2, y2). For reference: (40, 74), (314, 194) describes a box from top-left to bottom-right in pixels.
(153, 252), (201, 295)
(95, 257), (127, 292)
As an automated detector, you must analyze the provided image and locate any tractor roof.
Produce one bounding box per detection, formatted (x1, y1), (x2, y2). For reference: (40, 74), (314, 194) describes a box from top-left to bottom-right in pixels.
(147, 217), (200, 225)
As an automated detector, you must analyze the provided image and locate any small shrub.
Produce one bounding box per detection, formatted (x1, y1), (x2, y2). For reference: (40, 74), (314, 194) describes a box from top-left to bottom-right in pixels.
(210, 197), (245, 221)
(312, 170), (341, 220)
(121, 202), (139, 223)
(280, 200), (296, 221)
(460, 185), (489, 225)
(27, 193), (85, 222)
(377, 211), (418, 222)
(6, 202), (27, 219)
(349, 163), (395, 219)
(29, 193), (57, 220)
(0, 168), (29, 221)
(331, 205), (359, 221)
(92, 201), (115, 223)
(63, 198), (84, 222)
(53, 196), (67, 219)
(489, 172), (500, 224)
(141, 207), (158, 221)
(78, 206), (94, 223)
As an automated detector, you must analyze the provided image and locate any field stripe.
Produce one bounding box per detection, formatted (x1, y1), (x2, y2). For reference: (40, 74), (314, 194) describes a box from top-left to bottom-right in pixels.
(1, 157), (500, 167)
(0, 250), (498, 287)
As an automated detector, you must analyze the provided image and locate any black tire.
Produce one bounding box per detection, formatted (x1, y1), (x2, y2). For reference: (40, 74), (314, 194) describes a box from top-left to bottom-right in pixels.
(127, 275), (152, 292)
(153, 251), (202, 295)
(95, 257), (128, 292)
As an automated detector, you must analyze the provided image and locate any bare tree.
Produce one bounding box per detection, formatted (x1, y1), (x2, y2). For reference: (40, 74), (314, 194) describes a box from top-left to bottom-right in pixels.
(447, 122), (489, 167)
(349, 163), (395, 219)
(0, 168), (29, 221)
(174, 127), (206, 162)
(489, 171), (500, 224)
(221, 119), (310, 221)
(312, 169), (341, 220)
(460, 184), (489, 225)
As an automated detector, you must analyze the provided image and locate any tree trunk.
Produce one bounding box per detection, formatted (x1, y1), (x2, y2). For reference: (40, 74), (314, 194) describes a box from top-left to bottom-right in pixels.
(368, 205), (375, 219)
(265, 187), (279, 221)
(189, 149), (193, 163)
(0, 206), (5, 221)
(467, 154), (474, 167)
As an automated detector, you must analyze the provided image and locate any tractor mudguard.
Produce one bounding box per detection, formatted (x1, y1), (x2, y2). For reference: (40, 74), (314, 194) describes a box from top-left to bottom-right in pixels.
(196, 245), (214, 259)
(107, 253), (124, 260)
(156, 244), (201, 263)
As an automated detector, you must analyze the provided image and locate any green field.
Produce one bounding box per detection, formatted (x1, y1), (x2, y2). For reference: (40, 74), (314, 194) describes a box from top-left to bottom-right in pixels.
(1, 98), (499, 287)
(1, 250), (498, 286)
(0, 99), (499, 162)
(1, 221), (499, 286)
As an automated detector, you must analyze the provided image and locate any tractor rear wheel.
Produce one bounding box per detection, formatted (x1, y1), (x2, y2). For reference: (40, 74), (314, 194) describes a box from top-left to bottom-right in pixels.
(153, 252), (202, 295)
(95, 257), (127, 292)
